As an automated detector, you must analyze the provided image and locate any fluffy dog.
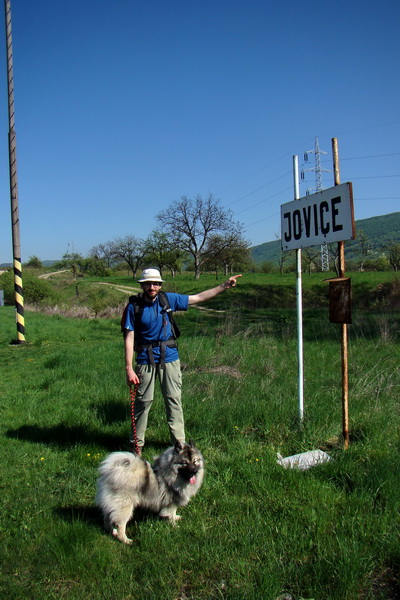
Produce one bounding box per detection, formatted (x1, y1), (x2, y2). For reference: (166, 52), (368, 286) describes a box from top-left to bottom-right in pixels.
(96, 441), (204, 544)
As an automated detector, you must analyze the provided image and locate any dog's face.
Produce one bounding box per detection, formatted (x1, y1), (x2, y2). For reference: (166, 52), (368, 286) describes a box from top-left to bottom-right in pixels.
(173, 441), (204, 484)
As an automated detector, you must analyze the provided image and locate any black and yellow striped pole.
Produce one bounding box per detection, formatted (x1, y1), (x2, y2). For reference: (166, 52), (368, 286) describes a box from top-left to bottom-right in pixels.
(5, 0), (25, 343)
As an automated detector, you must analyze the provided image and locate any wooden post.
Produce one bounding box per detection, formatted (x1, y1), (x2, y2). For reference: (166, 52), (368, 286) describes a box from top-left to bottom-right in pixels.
(4, 0), (25, 343)
(332, 137), (349, 449)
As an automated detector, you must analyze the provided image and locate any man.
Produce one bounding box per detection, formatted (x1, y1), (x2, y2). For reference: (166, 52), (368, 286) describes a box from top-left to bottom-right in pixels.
(123, 267), (242, 454)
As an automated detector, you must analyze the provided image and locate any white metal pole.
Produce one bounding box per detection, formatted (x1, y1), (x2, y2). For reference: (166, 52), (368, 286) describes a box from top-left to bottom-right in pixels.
(293, 155), (304, 423)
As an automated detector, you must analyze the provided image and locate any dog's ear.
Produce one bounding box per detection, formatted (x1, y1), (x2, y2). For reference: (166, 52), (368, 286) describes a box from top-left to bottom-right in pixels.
(188, 439), (196, 448)
(174, 440), (184, 453)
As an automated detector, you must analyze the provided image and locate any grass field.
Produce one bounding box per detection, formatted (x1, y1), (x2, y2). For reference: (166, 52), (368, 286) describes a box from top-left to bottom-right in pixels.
(0, 272), (399, 599)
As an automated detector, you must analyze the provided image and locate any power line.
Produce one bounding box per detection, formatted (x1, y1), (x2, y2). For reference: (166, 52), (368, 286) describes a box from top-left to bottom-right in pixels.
(301, 172), (400, 183)
(356, 197), (400, 200)
(350, 175), (400, 180)
(225, 171), (292, 207)
(318, 152), (400, 163)
(228, 159), (399, 216)
(235, 185), (293, 216)
(245, 211), (280, 229)
(219, 140), (399, 238)
(340, 152), (400, 161)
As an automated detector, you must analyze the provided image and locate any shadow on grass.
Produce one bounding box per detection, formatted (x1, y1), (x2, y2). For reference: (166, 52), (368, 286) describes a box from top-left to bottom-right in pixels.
(6, 423), (128, 451)
(90, 400), (130, 424)
(54, 504), (162, 539)
(54, 505), (103, 528)
(6, 423), (175, 454)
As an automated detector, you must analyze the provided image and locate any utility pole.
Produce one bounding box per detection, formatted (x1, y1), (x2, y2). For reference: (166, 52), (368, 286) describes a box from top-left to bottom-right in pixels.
(332, 137), (350, 450)
(4, 0), (25, 343)
(302, 137), (331, 271)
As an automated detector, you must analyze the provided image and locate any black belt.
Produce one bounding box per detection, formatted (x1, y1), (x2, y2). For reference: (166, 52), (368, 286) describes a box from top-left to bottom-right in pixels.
(135, 338), (177, 367)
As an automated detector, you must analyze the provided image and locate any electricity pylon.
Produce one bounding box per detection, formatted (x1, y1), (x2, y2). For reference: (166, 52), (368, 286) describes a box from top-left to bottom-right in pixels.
(302, 137), (331, 271)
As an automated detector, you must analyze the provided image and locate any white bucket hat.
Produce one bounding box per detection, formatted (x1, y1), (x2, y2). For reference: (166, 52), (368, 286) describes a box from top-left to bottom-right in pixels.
(138, 268), (165, 283)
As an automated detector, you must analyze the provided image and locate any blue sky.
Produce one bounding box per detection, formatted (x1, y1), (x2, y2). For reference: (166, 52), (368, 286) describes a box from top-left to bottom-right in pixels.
(0, 0), (399, 262)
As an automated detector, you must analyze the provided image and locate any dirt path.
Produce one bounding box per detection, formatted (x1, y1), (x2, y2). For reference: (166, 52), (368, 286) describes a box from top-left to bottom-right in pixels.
(37, 272), (140, 295)
(95, 281), (140, 294)
(30, 274), (225, 311)
(39, 269), (69, 279)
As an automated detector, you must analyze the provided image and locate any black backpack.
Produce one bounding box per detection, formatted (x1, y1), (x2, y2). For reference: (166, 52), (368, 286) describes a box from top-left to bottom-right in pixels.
(121, 291), (181, 343)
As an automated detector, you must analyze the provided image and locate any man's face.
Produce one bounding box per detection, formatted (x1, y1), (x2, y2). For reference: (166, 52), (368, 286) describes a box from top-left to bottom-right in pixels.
(141, 281), (162, 301)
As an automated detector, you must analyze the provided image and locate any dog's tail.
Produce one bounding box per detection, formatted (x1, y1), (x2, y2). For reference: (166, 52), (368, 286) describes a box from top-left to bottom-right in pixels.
(98, 451), (141, 484)
(99, 451), (137, 470)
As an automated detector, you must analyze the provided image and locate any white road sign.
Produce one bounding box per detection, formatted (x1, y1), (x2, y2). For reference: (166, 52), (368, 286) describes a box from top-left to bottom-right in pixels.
(281, 182), (355, 251)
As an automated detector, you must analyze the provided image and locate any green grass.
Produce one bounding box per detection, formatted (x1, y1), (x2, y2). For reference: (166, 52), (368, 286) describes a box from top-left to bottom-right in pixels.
(85, 270), (400, 313)
(0, 275), (399, 599)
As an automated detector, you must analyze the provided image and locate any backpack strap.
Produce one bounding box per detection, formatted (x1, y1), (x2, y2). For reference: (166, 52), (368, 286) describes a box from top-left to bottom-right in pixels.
(158, 291), (180, 340)
(121, 291), (180, 366)
(120, 294), (144, 337)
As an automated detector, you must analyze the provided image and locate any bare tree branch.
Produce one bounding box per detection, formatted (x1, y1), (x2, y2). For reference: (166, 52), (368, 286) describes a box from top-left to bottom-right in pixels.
(157, 194), (243, 278)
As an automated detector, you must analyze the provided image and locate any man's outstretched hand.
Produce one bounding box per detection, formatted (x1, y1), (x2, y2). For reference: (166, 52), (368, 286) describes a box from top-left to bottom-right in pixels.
(225, 274), (242, 288)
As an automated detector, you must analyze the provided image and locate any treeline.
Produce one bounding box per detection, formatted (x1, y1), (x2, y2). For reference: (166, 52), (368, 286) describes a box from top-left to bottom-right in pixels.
(23, 240), (400, 279)
(276, 240), (400, 276)
(33, 194), (252, 279)
(253, 212), (400, 274)
(16, 198), (400, 278)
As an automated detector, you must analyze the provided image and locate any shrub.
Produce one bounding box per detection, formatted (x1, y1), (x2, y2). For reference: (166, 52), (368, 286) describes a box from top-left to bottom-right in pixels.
(24, 255), (43, 268)
(86, 286), (123, 316)
(259, 261), (275, 273)
(0, 271), (57, 305)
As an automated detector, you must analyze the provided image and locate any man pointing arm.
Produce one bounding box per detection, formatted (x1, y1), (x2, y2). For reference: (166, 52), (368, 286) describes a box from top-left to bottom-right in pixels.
(122, 269), (242, 455)
(188, 274), (242, 305)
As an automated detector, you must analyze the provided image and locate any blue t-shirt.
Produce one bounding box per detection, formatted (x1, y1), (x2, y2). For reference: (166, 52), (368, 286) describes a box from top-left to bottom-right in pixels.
(123, 292), (189, 364)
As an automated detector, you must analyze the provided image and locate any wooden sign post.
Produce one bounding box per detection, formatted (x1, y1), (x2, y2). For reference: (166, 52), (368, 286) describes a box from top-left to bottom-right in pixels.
(332, 137), (350, 450)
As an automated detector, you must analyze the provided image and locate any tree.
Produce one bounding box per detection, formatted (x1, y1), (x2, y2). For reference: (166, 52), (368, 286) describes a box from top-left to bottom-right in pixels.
(89, 242), (115, 267)
(388, 243), (400, 271)
(357, 229), (370, 271)
(279, 250), (291, 274)
(275, 233), (290, 275)
(327, 244), (340, 276)
(81, 257), (110, 277)
(143, 230), (184, 278)
(56, 253), (85, 278)
(110, 236), (145, 277)
(25, 255), (42, 269)
(157, 194), (243, 279)
(301, 247), (320, 275)
(204, 232), (251, 277)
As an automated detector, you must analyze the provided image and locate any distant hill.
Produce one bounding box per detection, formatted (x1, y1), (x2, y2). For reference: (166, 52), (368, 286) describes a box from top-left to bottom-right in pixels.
(251, 212), (400, 265)
(251, 239), (282, 265)
(0, 260), (58, 269)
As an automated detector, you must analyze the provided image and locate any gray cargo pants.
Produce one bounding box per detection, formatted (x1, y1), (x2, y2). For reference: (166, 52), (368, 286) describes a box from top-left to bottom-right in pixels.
(131, 359), (185, 448)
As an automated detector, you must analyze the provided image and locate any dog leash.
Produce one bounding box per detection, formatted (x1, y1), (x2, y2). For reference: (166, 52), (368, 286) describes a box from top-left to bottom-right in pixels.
(129, 383), (140, 455)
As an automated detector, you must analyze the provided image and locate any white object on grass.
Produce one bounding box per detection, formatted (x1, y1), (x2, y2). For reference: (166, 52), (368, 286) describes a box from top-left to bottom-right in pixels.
(277, 449), (331, 470)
